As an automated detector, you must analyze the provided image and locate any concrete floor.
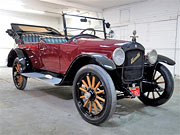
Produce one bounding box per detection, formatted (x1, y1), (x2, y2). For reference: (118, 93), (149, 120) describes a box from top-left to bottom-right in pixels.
(0, 68), (180, 135)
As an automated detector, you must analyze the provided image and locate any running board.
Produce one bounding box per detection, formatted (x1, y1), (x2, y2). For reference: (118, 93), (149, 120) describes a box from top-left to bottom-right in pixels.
(21, 72), (62, 85)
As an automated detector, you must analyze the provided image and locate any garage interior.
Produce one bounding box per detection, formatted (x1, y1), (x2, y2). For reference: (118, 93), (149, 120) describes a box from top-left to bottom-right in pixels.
(0, 0), (180, 134)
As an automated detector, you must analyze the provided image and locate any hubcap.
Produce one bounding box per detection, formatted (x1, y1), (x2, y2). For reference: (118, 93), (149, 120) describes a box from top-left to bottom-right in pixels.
(88, 88), (96, 101)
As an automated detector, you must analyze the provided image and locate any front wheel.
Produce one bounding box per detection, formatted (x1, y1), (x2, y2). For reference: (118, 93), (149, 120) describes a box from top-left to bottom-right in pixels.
(138, 63), (174, 106)
(73, 64), (117, 125)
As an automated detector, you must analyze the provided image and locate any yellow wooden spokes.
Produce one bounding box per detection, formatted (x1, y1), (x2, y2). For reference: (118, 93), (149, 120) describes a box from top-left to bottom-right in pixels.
(17, 75), (23, 84)
(16, 64), (21, 72)
(94, 81), (101, 91)
(93, 102), (97, 114)
(96, 96), (105, 102)
(92, 76), (95, 88)
(79, 87), (87, 93)
(82, 80), (89, 89)
(86, 76), (91, 88)
(95, 99), (102, 110)
(83, 99), (89, 107)
(80, 95), (85, 99)
(96, 90), (104, 95)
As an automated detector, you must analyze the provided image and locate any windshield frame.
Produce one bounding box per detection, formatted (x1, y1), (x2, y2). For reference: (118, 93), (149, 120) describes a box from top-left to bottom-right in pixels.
(62, 13), (107, 40)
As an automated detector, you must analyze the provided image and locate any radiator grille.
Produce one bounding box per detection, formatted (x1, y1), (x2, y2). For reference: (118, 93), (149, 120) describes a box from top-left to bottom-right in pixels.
(123, 49), (144, 82)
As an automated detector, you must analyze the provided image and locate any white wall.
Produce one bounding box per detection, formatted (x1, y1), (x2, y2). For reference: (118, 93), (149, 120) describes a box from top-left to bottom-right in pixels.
(0, 10), (60, 67)
(103, 0), (180, 78)
(176, 15), (180, 78)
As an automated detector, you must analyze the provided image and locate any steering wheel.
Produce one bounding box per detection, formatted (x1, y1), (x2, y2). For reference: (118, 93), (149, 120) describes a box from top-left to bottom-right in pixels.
(80, 28), (96, 36)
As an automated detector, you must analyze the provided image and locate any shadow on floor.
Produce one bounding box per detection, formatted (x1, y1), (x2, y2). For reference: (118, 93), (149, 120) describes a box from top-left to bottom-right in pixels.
(24, 86), (73, 100)
(23, 85), (167, 128)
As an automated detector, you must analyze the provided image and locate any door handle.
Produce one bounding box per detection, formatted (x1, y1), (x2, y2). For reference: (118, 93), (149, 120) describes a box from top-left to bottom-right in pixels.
(25, 48), (31, 51)
(40, 48), (45, 51)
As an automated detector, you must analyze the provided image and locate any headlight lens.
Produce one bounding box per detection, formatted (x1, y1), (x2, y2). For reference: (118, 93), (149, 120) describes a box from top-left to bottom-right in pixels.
(147, 49), (158, 64)
(112, 48), (125, 66)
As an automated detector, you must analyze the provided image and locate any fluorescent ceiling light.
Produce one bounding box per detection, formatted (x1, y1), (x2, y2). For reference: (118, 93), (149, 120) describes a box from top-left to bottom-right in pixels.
(0, 1), (44, 15)
(0, 5), (45, 14)
(0, 0), (24, 6)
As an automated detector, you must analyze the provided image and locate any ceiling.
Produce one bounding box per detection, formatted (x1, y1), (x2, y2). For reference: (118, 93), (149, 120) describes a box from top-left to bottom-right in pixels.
(64, 0), (145, 9)
(0, 0), (145, 16)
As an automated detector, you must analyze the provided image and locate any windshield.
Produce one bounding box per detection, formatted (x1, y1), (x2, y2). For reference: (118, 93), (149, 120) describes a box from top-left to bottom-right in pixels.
(62, 14), (106, 39)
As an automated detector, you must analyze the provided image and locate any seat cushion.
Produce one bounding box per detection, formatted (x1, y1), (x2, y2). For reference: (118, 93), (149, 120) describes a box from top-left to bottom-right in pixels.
(41, 37), (66, 44)
(21, 34), (66, 43)
(21, 34), (40, 43)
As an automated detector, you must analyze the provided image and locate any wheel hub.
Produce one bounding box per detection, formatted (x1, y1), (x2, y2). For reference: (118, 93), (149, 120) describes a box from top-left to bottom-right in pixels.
(84, 92), (91, 99)
(87, 88), (96, 101)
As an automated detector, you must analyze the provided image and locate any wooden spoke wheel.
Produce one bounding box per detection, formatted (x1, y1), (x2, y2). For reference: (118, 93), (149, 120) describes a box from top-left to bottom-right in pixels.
(79, 74), (105, 115)
(73, 64), (116, 125)
(139, 63), (174, 106)
(12, 58), (27, 90)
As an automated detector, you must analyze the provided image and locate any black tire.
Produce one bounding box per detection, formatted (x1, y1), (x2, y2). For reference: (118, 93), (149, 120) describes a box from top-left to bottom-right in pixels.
(138, 63), (174, 106)
(73, 64), (117, 125)
(12, 57), (27, 90)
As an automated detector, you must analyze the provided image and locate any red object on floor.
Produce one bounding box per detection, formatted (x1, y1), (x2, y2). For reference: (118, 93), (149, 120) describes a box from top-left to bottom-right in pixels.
(129, 87), (140, 96)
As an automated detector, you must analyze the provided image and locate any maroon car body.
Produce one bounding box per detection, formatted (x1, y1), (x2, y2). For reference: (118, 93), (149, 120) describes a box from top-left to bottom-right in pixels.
(19, 38), (126, 74)
(6, 13), (175, 125)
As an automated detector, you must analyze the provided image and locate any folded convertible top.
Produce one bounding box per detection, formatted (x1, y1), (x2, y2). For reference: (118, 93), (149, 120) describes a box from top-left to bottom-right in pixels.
(11, 23), (61, 35)
(6, 23), (62, 44)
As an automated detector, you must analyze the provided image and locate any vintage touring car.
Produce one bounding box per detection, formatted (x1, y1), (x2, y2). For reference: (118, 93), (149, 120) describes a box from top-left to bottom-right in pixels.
(6, 13), (175, 125)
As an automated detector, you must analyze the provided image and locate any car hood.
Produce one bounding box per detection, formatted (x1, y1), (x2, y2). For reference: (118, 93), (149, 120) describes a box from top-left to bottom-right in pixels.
(77, 38), (130, 58)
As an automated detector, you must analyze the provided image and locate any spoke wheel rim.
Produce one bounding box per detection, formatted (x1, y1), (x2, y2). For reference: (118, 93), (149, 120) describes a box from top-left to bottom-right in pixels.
(13, 63), (23, 86)
(76, 72), (107, 119)
(144, 69), (166, 100)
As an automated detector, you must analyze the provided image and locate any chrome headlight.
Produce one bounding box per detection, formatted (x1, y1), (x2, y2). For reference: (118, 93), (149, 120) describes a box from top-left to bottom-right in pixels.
(112, 48), (125, 66)
(147, 49), (158, 64)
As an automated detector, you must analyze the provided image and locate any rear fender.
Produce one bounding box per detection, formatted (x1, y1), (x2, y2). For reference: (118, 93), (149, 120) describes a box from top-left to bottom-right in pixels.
(7, 48), (29, 71)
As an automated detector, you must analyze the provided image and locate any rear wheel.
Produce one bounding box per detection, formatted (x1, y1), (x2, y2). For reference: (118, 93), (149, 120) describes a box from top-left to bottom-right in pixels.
(138, 64), (174, 106)
(12, 58), (27, 90)
(73, 64), (116, 125)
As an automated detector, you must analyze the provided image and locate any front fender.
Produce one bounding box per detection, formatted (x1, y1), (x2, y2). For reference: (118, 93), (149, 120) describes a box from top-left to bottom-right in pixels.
(89, 53), (116, 70)
(157, 55), (176, 66)
(60, 53), (116, 85)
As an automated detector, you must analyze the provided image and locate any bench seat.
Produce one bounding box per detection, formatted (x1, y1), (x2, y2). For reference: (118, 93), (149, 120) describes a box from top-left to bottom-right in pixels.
(21, 34), (67, 44)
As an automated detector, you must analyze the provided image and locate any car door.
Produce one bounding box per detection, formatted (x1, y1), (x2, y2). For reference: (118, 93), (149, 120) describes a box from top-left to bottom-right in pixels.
(39, 42), (60, 73)
(22, 42), (42, 69)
